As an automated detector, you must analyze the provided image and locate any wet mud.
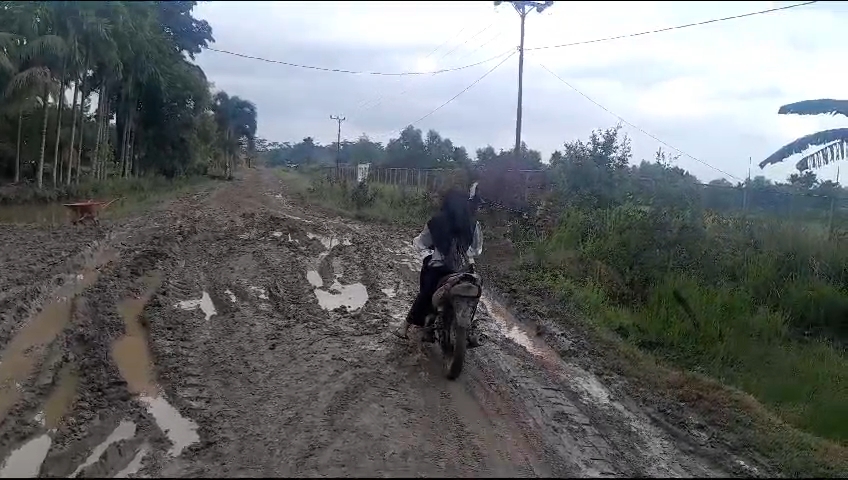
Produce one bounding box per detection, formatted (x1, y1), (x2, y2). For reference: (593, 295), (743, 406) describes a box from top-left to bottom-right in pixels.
(0, 169), (745, 477)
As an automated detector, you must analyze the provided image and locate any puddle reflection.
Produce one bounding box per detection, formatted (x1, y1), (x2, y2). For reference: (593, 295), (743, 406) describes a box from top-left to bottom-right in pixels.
(0, 433), (51, 478)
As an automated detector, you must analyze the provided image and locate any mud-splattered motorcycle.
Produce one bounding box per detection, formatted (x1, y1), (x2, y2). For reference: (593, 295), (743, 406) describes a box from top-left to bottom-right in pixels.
(426, 267), (483, 380)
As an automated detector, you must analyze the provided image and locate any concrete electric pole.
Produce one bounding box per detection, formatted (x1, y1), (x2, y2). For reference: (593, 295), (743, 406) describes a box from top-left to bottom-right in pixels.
(494, 1), (554, 156)
(330, 114), (346, 177)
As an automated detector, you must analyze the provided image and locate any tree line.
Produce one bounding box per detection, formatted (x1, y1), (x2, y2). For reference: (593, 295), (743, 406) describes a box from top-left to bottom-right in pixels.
(259, 123), (847, 220)
(259, 125), (544, 171)
(0, 1), (258, 190)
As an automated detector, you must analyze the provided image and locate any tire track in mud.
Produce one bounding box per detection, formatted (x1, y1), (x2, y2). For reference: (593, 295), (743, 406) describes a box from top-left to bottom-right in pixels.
(0, 194), (216, 478)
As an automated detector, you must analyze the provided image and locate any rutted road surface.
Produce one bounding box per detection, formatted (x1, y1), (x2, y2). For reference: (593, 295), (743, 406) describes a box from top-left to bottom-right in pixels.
(0, 169), (734, 477)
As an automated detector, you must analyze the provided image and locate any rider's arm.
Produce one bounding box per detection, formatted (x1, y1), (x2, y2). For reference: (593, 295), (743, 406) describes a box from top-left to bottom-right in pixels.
(413, 225), (434, 251)
(466, 221), (483, 259)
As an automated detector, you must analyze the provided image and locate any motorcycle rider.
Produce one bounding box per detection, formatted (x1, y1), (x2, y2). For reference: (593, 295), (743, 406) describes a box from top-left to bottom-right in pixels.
(394, 182), (483, 345)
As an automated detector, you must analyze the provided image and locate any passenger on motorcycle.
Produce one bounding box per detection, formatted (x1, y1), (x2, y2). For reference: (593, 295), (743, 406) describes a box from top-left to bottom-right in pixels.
(394, 182), (483, 345)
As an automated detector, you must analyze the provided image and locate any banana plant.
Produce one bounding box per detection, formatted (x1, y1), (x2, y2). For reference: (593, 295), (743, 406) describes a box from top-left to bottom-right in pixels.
(760, 99), (848, 171)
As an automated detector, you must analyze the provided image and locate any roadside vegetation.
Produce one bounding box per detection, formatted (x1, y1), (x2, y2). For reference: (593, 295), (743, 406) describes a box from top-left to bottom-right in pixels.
(0, 1), (257, 205)
(270, 120), (848, 477)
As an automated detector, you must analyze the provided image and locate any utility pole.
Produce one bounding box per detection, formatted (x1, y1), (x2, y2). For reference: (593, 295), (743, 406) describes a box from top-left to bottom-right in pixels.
(330, 114), (346, 177)
(495, 1), (554, 156)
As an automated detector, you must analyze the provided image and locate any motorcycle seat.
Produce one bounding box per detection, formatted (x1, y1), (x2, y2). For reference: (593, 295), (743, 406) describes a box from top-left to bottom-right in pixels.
(432, 272), (482, 308)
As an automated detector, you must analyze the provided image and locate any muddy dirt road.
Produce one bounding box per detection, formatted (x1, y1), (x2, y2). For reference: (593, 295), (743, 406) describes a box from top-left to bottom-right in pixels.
(0, 168), (742, 477)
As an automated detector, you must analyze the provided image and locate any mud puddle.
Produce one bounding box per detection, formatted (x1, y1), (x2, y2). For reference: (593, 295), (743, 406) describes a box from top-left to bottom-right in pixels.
(114, 444), (148, 478)
(304, 231), (368, 311)
(0, 433), (51, 478)
(113, 273), (163, 398)
(480, 296), (551, 360)
(174, 292), (217, 321)
(69, 420), (136, 477)
(0, 262), (107, 421)
(139, 396), (199, 456)
(307, 269), (368, 311)
(40, 364), (79, 429)
(314, 281), (369, 311)
(111, 273), (200, 457)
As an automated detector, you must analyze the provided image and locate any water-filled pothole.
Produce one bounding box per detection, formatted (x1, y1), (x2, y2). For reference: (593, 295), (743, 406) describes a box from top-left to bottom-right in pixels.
(69, 420), (136, 477)
(0, 261), (106, 421)
(313, 281), (369, 311)
(114, 444), (149, 478)
(305, 232), (367, 311)
(174, 291), (217, 321)
(111, 274), (201, 458)
(140, 396), (199, 456)
(480, 296), (549, 358)
(0, 433), (52, 478)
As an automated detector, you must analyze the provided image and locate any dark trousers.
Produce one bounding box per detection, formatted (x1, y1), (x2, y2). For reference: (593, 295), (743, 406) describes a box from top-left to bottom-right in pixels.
(407, 255), (453, 327)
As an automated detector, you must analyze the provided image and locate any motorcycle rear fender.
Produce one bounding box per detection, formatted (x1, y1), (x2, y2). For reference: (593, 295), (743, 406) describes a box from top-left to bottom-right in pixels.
(432, 273), (483, 308)
(450, 282), (481, 298)
(451, 297), (478, 329)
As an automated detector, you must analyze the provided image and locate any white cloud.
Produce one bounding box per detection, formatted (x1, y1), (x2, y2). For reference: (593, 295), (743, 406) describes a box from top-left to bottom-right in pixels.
(193, 1), (848, 182)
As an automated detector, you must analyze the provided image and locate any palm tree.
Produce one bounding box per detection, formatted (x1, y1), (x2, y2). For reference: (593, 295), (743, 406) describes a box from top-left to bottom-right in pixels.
(212, 92), (257, 179)
(760, 99), (848, 171)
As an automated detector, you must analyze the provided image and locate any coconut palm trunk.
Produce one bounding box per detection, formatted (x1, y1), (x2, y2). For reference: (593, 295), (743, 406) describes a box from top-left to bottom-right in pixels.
(66, 79), (80, 185)
(36, 86), (50, 189)
(14, 108), (23, 183)
(52, 75), (67, 187)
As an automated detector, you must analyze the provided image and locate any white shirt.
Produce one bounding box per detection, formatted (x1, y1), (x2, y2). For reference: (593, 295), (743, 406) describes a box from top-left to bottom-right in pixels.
(413, 221), (483, 266)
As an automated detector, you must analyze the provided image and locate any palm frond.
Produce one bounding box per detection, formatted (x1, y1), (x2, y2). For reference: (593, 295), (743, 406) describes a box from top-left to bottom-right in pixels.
(796, 140), (848, 170)
(20, 34), (67, 63)
(0, 52), (13, 74)
(778, 99), (848, 118)
(760, 128), (848, 169)
(0, 32), (20, 50)
(5, 65), (53, 98)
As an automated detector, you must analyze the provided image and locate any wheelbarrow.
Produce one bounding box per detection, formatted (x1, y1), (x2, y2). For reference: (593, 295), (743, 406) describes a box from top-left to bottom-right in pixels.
(62, 198), (121, 226)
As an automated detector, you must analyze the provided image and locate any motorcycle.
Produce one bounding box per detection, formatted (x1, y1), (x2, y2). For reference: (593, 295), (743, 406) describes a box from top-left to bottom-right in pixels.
(425, 266), (484, 380)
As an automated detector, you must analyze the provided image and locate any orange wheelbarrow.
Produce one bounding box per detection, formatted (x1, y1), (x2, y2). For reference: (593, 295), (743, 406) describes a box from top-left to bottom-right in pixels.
(63, 198), (120, 226)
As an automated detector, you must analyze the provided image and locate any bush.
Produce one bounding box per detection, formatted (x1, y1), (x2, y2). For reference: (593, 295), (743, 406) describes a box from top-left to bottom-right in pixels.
(525, 203), (848, 443)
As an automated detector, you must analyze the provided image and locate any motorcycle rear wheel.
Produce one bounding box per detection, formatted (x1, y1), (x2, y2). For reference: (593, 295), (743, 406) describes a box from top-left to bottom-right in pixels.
(444, 323), (467, 380)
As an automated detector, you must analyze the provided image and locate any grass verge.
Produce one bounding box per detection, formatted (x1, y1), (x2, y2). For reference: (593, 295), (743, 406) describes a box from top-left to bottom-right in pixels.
(0, 175), (215, 224)
(275, 169), (432, 227)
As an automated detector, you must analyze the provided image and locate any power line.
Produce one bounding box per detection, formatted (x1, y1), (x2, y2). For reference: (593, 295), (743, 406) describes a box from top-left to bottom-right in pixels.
(409, 51), (516, 128)
(436, 22), (495, 61)
(358, 37), (509, 115)
(203, 46), (512, 77)
(536, 61), (742, 181)
(353, 23), (473, 112)
(456, 29), (505, 62)
(376, 51), (516, 140)
(356, 20), (499, 114)
(525, 1), (817, 52)
(203, 2), (816, 78)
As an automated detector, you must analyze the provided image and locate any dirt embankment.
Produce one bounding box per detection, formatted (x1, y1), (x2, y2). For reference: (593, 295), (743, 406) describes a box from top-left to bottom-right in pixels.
(0, 168), (747, 477)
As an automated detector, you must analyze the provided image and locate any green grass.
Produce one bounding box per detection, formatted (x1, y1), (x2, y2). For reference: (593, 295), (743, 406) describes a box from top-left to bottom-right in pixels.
(296, 171), (848, 477)
(276, 169), (432, 226)
(0, 175), (211, 205)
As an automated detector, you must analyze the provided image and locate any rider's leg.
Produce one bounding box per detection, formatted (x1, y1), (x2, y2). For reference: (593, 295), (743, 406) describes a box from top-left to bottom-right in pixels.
(418, 262), (455, 342)
(395, 255), (433, 339)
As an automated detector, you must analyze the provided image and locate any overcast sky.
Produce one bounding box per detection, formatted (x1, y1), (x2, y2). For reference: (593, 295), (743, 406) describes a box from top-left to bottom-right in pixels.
(193, 1), (848, 183)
